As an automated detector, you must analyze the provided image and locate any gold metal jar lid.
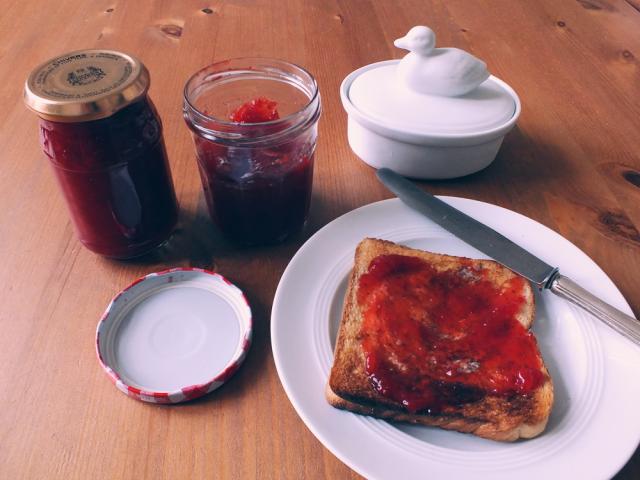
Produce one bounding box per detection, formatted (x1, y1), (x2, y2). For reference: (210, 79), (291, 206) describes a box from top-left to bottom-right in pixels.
(24, 49), (149, 122)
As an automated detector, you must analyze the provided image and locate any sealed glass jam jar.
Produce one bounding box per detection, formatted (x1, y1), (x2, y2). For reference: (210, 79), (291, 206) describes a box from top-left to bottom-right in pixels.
(24, 50), (179, 259)
(183, 58), (321, 245)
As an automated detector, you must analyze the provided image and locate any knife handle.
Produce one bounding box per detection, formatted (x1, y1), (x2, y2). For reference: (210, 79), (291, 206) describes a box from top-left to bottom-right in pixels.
(549, 274), (640, 346)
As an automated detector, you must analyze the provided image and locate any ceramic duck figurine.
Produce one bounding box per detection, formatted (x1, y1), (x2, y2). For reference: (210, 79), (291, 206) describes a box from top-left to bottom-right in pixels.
(394, 26), (489, 96)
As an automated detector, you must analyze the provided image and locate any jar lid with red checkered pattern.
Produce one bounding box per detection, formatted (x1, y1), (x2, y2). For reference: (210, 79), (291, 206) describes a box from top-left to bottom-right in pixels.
(96, 268), (252, 403)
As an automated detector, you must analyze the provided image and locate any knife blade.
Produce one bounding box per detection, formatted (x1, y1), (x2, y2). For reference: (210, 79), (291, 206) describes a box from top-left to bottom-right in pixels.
(376, 167), (640, 346)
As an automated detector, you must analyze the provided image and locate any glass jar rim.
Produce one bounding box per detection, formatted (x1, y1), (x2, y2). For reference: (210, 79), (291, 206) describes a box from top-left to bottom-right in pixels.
(183, 57), (320, 144)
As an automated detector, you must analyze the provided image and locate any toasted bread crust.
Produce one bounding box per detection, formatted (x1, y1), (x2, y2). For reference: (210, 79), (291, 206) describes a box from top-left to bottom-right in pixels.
(327, 238), (553, 441)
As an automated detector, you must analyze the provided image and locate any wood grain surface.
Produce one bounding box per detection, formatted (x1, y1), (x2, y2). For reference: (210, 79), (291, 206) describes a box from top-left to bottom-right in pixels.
(1, 0), (639, 478)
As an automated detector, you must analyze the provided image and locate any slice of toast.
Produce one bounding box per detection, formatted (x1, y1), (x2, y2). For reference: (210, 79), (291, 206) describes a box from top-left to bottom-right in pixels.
(327, 238), (553, 441)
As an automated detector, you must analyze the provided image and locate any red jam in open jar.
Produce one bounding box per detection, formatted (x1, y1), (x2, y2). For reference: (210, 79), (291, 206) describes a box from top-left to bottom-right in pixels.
(24, 50), (178, 258)
(183, 58), (321, 245)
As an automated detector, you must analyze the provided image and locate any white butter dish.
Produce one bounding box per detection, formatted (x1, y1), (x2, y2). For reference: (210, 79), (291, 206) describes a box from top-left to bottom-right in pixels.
(340, 26), (521, 179)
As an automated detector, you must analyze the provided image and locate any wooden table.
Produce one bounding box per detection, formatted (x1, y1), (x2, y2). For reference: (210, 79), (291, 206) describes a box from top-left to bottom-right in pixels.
(1, 0), (639, 478)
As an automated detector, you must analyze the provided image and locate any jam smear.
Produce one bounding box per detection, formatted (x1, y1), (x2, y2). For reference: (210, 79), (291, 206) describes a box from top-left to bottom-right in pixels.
(358, 254), (545, 414)
(230, 97), (280, 123)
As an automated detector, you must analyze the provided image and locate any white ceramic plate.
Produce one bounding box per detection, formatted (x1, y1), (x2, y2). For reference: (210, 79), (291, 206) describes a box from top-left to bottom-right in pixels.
(271, 198), (640, 480)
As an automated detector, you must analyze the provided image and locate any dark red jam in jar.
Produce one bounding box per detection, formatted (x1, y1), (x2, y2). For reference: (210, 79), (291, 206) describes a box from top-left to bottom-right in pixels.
(24, 50), (178, 258)
(183, 58), (321, 245)
(357, 254), (545, 414)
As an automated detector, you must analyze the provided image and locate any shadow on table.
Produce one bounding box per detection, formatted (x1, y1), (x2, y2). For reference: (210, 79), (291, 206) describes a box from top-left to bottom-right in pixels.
(117, 206), (226, 270)
(412, 126), (576, 194)
(122, 190), (333, 270)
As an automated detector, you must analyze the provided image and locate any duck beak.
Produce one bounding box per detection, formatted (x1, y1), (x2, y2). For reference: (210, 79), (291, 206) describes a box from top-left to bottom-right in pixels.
(394, 36), (410, 50)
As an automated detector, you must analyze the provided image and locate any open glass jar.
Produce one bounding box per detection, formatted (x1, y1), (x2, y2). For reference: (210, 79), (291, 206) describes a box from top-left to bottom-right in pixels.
(183, 58), (321, 245)
(24, 50), (179, 259)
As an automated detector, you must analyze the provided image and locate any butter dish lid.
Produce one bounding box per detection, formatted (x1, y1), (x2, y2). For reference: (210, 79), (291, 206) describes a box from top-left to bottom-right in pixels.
(96, 268), (252, 404)
(345, 25), (517, 136)
(348, 63), (515, 136)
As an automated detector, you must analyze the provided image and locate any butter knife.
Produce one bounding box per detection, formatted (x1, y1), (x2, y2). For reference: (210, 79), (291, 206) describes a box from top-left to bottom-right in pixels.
(377, 167), (640, 346)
